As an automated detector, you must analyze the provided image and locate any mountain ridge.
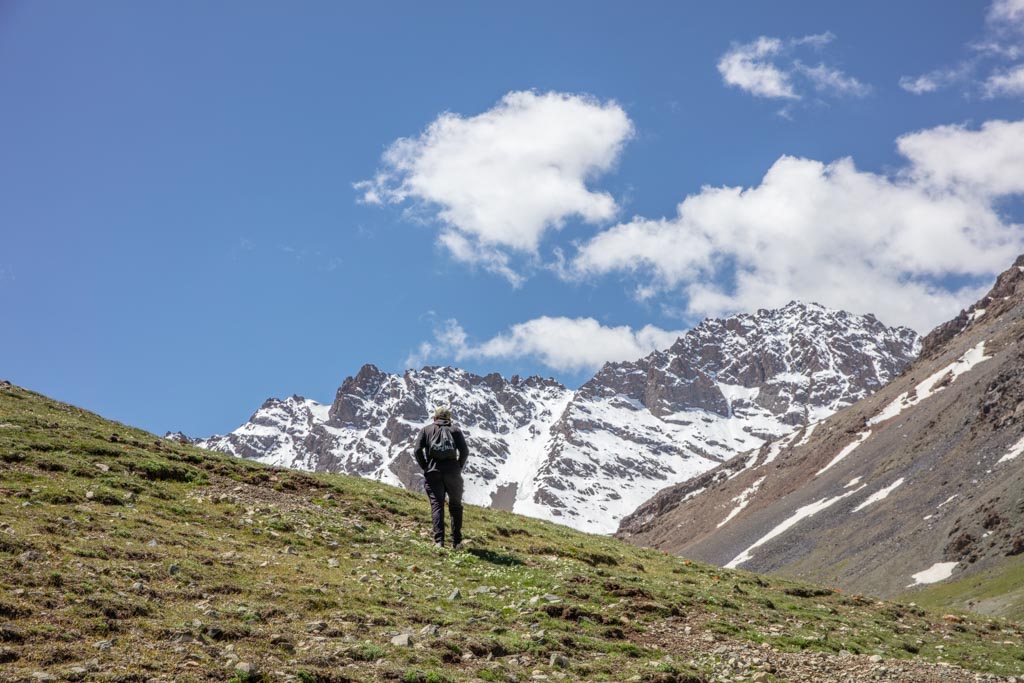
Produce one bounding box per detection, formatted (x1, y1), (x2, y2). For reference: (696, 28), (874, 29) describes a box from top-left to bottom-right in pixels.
(188, 302), (920, 534)
(617, 255), (1024, 615)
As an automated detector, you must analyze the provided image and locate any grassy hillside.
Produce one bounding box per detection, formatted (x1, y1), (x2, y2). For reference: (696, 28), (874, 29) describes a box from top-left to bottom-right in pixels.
(1, 381), (1022, 682)
(906, 555), (1024, 621)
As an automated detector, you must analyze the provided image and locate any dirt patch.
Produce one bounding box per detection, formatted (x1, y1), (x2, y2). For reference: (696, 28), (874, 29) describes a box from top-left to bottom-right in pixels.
(603, 580), (653, 599)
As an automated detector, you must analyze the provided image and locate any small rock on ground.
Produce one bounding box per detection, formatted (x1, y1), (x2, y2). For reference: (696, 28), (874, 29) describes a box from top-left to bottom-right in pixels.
(549, 653), (570, 668)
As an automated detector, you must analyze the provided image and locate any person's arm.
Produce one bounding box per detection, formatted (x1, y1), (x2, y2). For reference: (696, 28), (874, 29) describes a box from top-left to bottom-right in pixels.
(454, 428), (469, 469)
(413, 428), (428, 470)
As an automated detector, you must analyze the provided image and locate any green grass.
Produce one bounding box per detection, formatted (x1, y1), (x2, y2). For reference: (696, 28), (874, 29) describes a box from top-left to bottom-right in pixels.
(1, 381), (1023, 681)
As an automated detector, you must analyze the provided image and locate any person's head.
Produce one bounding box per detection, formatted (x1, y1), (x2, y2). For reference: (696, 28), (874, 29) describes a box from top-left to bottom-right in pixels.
(433, 406), (452, 421)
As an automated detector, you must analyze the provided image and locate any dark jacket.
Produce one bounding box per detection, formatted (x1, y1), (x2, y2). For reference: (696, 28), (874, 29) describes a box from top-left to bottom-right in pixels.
(414, 419), (469, 473)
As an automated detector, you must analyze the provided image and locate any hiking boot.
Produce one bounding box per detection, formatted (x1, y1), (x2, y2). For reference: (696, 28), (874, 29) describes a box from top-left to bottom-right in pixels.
(433, 542), (445, 550)
(452, 542), (464, 551)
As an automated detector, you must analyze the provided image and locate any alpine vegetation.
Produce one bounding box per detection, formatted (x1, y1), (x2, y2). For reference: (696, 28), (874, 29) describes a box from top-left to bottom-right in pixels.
(2, 381), (1022, 681)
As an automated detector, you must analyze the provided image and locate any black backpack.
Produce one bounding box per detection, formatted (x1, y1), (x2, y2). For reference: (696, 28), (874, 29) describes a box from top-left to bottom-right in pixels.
(428, 424), (458, 461)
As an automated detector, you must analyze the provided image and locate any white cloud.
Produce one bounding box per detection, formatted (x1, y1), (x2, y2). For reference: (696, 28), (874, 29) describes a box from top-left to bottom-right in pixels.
(898, 58), (983, 97)
(717, 33), (868, 103)
(793, 31), (837, 49)
(898, 119), (1024, 196)
(898, 63), (975, 94)
(988, 0), (1024, 28)
(406, 319), (469, 370)
(972, 40), (1024, 60)
(407, 317), (684, 373)
(983, 63), (1024, 96)
(898, 74), (941, 94)
(717, 37), (799, 99)
(356, 90), (634, 282)
(438, 230), (525, 287)
(903, 1), (1024, 97)
(797, 62), (871, 97)
(570, 120), (1024, 333)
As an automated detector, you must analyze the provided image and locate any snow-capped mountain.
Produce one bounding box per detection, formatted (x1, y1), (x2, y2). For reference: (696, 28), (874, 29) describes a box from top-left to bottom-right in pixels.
(192, 302), (919, 534)
(618, 256), (1024, 603)
(532, 302), (919, 531)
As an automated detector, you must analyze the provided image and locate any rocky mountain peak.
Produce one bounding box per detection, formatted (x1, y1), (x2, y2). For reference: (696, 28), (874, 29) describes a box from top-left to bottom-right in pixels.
(617, 255), (1024, 606)
(920, 254), (1024, 358)
(339, 363), (389, 395)
(584, 301), (918, 424)
(195, 301), (919, 534)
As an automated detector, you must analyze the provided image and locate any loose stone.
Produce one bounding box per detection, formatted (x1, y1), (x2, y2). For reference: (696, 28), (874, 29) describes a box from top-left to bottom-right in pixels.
(391, 633), (414, 647)
(550, 653), (570, 668)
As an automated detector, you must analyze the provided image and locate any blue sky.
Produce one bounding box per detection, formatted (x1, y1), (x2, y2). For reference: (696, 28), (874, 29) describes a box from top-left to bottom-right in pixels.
(3, 1), (1024, 436)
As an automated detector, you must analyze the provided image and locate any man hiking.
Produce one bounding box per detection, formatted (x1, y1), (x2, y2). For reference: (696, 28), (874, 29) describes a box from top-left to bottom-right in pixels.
(413, 406), (469, 549)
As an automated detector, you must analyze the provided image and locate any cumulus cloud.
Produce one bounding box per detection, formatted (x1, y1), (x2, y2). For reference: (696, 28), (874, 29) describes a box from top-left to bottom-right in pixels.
(898, 119), (1024, 195)
(407, 317), (684, 373)
(717, 33), (869, 104)
(356, 90), (634, 282)
(570, 120), (1024, 333)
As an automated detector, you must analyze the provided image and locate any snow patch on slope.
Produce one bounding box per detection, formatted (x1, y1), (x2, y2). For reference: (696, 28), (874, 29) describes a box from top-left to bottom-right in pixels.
(725, 484), (867, 569)
(907, 561), (959, 587)
(795, 422), (818, 447)
(998, 434), (1024, 465)
(816, 430), (872, 476)
(869, 341), (991, 426)
(717, 476), (766, 528)
(852, 477), (905, 512)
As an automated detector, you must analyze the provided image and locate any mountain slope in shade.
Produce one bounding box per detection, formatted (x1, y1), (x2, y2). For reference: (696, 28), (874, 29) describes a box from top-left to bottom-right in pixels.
(618, 256), (1024, 611)
(193, 302), (919, 534)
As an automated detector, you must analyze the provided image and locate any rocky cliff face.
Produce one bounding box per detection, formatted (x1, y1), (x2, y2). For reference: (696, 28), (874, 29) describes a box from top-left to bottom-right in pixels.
(193, 302), (919, 534)
(618, 256), (1024, 603)
(525, 302), (919, 532)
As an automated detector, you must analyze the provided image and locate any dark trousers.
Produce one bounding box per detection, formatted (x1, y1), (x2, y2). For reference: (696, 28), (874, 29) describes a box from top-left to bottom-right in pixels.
(424, 468), (463, 545)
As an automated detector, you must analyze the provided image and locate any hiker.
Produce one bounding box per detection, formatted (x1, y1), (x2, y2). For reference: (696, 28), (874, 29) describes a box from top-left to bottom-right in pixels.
(413, 406), (469, 549)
